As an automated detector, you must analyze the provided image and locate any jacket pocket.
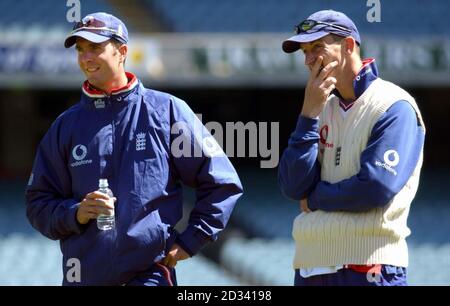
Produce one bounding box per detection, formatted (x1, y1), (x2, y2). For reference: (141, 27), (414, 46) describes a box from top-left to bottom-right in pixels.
(134, 157), (167, 208)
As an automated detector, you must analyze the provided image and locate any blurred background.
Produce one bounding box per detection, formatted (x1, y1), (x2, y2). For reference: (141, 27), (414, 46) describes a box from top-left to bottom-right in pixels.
(0, 0), (449, 286)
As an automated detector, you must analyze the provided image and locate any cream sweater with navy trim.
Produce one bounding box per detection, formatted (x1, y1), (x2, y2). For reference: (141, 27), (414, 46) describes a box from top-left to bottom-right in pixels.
(292, 78), (425, 269)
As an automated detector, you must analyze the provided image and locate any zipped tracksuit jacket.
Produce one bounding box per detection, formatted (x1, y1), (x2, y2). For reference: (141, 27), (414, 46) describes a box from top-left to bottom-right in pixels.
(25, 73), (243, 285)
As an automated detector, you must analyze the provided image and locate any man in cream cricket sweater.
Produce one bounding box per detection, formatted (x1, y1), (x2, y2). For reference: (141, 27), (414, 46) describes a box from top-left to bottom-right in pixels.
(279, 10), (425, 286)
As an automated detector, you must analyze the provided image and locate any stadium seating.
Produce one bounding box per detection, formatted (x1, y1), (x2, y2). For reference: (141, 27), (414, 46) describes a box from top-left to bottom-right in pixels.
(0, 233), (62, 285)
(146, 0), (450, 36)
(0, 0), (120, 32)
(220, 236), (450, 286)
(2, 0), (449, 37)
(0, 233), (245, 285)
(221, 237), (294, 285)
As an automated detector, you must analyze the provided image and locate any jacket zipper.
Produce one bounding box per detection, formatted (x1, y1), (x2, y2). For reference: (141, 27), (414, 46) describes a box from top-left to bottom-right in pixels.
(108, 94), (118, 284)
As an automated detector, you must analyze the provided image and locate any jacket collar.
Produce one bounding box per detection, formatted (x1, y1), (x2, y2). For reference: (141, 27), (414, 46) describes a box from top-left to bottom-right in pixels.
(333, 58), (379, 106)
(353, 58), (378, 99)
(81, 72), (140, 108)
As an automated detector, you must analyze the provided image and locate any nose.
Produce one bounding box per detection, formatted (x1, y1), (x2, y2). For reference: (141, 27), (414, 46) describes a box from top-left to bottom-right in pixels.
(304, 52), (316, 68)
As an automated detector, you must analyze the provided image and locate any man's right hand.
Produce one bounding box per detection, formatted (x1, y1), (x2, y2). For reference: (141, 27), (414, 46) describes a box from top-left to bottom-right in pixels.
(76, 191), (116, 225)
(160, 243), (190, 268)
(301, 56), (338, 118)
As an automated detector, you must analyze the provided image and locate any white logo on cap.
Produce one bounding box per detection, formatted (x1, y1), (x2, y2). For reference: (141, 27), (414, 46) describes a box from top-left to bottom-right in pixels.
(117, 24), (123, 38)
(82, 15), (94, 24)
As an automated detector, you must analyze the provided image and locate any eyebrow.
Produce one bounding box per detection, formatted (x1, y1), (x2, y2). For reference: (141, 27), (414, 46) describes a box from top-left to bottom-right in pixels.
(75, 42), (104, 50)
(301, 40), (325, 51)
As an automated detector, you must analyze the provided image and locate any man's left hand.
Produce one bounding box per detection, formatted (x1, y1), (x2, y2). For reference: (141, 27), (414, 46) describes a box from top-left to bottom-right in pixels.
(160, 243), (190, 268)
(300, 198), (312, 213)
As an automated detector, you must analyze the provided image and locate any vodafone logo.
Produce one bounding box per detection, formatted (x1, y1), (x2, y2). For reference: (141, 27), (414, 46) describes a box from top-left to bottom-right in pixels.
(375, 149), (399, 176)
(319, 125), (328, 144)
(383, 150), (400, 167)
(72, 145), (87, 161)
(70, 145), (92, 168)
(319, 125), (333, 148)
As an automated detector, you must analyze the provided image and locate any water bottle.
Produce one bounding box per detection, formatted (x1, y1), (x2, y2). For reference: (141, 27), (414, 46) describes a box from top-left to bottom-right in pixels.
(97, 178), (115, 231)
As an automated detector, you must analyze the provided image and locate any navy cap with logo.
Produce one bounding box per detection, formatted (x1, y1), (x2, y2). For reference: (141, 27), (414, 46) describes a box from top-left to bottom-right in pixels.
(282, 10), (361, 53)
(64, 12), (128, 48)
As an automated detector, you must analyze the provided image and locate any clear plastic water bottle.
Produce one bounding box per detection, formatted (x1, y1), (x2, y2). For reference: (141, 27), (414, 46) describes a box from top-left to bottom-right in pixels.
(97, 178), (115, 231)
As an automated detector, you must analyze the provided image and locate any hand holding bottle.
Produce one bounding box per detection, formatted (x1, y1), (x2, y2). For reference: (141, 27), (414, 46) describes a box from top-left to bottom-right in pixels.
(76, 190), (116, 226)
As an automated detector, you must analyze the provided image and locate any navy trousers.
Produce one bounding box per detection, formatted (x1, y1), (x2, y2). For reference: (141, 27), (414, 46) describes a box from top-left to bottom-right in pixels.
(127, 263), (177, 286)
(294, 265), (407, 286)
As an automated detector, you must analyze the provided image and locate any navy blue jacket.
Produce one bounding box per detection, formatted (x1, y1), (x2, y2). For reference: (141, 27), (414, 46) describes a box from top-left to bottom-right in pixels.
(25, 73), (243, 285)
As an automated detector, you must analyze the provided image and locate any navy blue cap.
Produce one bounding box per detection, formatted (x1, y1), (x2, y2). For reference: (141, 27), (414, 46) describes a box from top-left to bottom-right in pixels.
(64, 12), (128, 48)
(282, 10), (361, 53)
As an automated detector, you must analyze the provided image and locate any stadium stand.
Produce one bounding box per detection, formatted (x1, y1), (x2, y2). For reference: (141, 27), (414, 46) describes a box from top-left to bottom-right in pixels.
(146, 0), (450, 36)
(221, 236), (450, 286)
(0, 0), (121, 32)
(0, 234), (245, 285)
(0, 0), (449, 37)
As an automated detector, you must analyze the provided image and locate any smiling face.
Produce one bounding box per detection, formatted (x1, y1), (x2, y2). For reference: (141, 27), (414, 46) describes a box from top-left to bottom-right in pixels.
(75, 38), (127, 92)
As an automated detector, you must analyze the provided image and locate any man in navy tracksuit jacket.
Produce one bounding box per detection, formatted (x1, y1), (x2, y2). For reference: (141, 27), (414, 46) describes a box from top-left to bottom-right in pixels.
(25, 12), (243, 286)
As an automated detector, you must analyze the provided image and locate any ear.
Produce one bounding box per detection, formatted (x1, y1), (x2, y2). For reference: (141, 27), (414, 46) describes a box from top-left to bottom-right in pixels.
(343, 37), (357, 55)
(119, 44), (128, 63)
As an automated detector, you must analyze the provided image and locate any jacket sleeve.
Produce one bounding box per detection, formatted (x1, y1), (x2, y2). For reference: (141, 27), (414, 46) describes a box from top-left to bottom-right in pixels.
(25, 122), (86, 240)
(308, 100), (425, 212)
(168, 97), (243, 256)
(278, 115), (321, 201)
